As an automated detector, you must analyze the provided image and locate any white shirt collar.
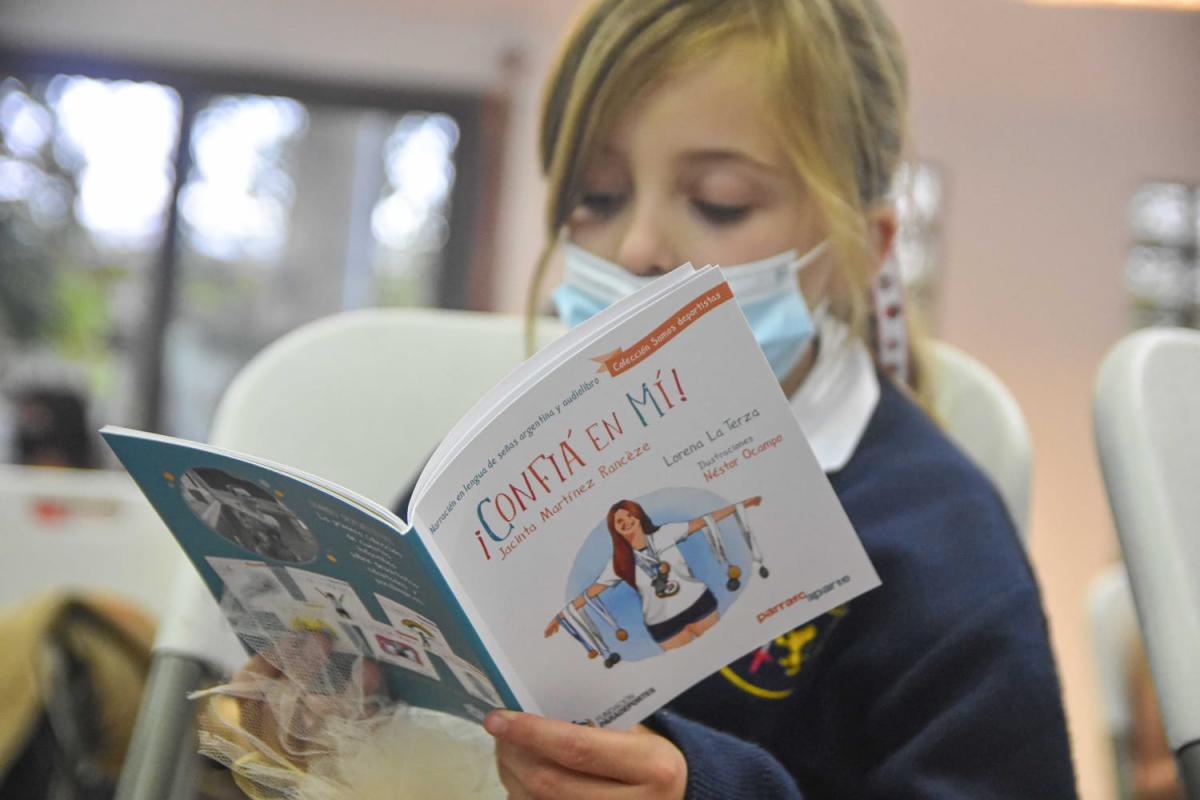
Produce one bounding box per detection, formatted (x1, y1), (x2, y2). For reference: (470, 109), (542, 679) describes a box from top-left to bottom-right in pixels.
(789, 318), (880, 473)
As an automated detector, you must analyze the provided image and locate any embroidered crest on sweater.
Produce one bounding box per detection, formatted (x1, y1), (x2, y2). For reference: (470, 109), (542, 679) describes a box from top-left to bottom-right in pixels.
(720, 606), (848, 699)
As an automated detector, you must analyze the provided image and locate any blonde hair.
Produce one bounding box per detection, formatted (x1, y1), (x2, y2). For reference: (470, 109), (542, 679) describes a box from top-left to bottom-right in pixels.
(526, 0), (910, 376)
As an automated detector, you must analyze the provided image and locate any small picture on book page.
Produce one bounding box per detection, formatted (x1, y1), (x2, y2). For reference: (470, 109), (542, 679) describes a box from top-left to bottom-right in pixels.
(374, 594), (452, 656)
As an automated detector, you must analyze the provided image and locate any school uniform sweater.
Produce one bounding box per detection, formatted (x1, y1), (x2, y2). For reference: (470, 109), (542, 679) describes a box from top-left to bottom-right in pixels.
(644, 376), (1078, 798)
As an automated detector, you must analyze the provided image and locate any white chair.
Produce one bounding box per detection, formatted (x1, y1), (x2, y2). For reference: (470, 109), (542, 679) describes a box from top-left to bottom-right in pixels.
(117, 309), (1031, 797)
(926, 340), (1032, 539)
(1087, 563), (1142, 800)
(207, 308), (562, 506)
(1094, 326), (1200, 799)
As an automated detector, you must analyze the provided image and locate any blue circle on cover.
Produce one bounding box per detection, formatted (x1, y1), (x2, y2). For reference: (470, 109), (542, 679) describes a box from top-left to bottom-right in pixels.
(561, 486), (758, 661)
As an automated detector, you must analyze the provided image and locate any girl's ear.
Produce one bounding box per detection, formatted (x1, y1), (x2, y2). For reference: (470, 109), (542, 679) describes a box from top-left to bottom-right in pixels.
(866, 205), (898, 281)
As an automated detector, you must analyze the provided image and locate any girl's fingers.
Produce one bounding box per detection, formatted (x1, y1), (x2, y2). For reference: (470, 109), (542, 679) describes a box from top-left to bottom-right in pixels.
(486, 711), (684, 787)
(495, 739), (630, 800)
(234, 654), (283, 682)
(360, 658), (383, 697)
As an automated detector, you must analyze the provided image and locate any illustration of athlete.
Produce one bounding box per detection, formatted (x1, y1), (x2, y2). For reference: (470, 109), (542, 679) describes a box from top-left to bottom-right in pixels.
(546, 496), (764, 658)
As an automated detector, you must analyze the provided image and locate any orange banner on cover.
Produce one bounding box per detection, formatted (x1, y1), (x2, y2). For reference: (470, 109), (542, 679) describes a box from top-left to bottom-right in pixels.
(596, 282), (734, 377)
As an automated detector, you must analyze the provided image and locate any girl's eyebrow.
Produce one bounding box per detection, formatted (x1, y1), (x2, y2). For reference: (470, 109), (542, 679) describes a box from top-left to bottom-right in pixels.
(579, 147), (628, 179)
(677, 148), (780, 176)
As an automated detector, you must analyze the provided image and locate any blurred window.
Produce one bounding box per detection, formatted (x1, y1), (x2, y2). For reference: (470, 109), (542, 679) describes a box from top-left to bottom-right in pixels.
(0, 74), (178, 439)
(1125, 181), (1199, 329)
(166, 100), (465, 439)
(0, 53), (498, 453)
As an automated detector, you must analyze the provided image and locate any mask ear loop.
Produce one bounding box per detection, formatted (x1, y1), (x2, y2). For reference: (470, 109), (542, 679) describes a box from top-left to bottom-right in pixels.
(871, 255), (910, 386)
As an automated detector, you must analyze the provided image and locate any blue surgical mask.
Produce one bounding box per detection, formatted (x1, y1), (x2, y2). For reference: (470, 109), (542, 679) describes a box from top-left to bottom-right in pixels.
(554, 241), (828, 379)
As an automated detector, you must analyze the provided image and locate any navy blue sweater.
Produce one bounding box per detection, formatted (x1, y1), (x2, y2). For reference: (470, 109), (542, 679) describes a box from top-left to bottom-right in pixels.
(644, 377), (1077, 798)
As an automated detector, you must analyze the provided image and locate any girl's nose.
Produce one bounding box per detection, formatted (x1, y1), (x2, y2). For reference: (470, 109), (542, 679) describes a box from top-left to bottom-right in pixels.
(615, 203), (678, 277)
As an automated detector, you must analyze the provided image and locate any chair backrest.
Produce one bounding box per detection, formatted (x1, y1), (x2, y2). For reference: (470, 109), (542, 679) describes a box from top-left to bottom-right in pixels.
(1087, 563), (1141, 800)
(1094, 327), (1200, 775)
(926, 340), (1032, 538)
(208, 308), (563, 509)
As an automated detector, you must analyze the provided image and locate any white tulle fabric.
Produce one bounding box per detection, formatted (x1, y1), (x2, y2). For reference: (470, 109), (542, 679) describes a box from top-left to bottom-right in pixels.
(190, 600), (504, 799)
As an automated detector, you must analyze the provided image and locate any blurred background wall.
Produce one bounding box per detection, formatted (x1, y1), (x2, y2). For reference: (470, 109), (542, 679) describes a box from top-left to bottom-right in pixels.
(2, 0), (1199, 797)
(888, 4), (1200, 798)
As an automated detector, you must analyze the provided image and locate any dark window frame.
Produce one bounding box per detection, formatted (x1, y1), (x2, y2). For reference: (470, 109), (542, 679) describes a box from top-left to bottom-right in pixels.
(0, 45), (504, 430)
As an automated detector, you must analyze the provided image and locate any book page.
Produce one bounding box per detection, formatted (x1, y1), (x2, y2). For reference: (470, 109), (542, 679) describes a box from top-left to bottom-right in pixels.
(102, 428), (516, 724)
(410, 267), (879, 726)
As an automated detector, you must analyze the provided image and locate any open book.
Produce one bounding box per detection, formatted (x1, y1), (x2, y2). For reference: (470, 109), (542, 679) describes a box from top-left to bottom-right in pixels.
(103, 263), (879, 728)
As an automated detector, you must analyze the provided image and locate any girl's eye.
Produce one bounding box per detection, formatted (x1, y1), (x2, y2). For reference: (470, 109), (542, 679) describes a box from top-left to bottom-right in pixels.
(577, 192), (626, 218)
(693, 200), (751, 225)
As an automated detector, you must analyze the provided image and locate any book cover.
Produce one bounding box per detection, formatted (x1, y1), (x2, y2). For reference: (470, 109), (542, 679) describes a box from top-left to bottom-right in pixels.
(409, 266), (879, 727)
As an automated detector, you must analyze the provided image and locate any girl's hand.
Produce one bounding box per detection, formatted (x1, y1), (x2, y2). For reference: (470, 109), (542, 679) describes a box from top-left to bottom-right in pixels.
(229, 633), (384, 766)
(745, 495), (763, 508)
(485, 710), (686, 800)
(544, 616), (561, 637)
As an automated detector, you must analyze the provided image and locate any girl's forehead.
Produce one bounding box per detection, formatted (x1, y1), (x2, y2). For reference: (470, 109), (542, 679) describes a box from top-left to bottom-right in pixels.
(596, 44), (783, 171)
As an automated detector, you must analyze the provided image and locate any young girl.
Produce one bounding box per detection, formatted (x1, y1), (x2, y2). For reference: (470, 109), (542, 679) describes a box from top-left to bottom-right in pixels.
(546, 496), (763, 652)
(481, 1), (1078, 798)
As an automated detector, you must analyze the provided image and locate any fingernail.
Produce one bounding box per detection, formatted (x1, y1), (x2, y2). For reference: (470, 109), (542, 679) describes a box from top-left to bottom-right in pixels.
(484, 710), (513, 736)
